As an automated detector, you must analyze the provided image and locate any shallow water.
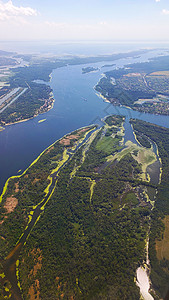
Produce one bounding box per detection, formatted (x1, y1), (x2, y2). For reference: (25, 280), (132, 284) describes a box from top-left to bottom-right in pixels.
(136, 267), (154, 300)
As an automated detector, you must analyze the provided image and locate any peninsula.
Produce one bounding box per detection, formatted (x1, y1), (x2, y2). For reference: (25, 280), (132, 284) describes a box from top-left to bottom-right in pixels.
(95, 55), (169, 115)
(1, 115), (168, 299)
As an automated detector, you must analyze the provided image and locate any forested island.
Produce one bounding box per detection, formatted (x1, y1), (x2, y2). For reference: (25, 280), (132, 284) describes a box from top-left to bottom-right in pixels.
(82, 67), (99, 74)
(1, 115), (169, 299)
(95, 55), (169, 115)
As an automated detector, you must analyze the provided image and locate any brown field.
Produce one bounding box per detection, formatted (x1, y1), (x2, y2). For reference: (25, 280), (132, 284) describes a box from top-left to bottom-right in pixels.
(28, 249), (42, 300)
(15, 182), (19, 193)
(156, 215), (169, 260)
(28, 281), (40, 300)
(4, 195), (18, 213)
(32, 178), (40, 185)
(124, 73), (141, 77)
(45, 146), (54, 154)
(59, 134), (79, 145)
(59, 128), (89, 146)
(149, 71), (169, 76)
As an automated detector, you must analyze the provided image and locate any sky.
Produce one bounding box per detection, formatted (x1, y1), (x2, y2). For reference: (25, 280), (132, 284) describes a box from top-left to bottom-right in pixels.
(0, 0), (169, 41)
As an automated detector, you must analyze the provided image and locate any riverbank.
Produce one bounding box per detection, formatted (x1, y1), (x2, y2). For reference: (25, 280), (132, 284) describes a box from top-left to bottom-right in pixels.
(0, 92), (55, 127)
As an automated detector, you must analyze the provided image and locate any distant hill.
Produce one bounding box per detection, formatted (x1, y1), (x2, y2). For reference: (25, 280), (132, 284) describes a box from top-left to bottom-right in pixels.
(0, 50), (16, 56)
(0, 56), (17, 67)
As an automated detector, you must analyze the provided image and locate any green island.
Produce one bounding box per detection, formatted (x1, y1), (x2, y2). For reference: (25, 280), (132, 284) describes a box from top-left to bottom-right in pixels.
(101, 63), (115, 69)
(0, 126), (4, 132)
(0, 49), (149, 126)
(38, 119), (46, 124)
(82, 67), (99, 74)
(95, 55), (169, 115)
(1, 115), (167, 299)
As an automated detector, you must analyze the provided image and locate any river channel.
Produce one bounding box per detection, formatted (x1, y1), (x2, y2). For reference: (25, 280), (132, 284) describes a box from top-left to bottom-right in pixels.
(0, 48), (169, 194)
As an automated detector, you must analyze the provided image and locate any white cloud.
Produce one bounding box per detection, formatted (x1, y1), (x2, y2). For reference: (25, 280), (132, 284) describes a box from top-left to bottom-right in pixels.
(162, 9), (169, 15)
(0, 0), (37, 21)
(155, 0), (160, 2)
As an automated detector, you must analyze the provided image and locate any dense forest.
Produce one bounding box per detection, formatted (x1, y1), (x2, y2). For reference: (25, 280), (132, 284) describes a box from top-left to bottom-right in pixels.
(130, 119), (169, 299)
(0, 83), (53, 125)
(0, 115), (160, 299)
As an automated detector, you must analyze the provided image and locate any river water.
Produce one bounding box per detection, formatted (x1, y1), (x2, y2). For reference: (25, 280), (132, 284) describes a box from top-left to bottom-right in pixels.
(0, 48), (169, 193)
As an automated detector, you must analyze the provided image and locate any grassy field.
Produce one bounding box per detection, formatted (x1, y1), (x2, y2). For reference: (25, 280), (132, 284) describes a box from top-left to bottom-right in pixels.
(96, 135), (122, 154)
(124, 192), (139, 206)
(134, 98), (159, 105)
(107, 141), (157, 181)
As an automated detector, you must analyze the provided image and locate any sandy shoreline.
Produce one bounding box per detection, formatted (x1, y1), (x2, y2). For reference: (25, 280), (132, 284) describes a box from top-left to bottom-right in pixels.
(136, 266), (154, 300)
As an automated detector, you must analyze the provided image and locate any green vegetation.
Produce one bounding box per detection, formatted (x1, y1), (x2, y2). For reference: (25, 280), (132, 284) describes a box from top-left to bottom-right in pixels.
(104, 115), (124, 126)
(106, 140), (157, 183)
(123, 192), (139, 206)
(0, 56), (17, 67)
(0, 83), (53, 125)
(0, 115), (159, 299)
(82, 67), (99, 74)
(131, 127), (151, 148)
(96, 135), (121, 154)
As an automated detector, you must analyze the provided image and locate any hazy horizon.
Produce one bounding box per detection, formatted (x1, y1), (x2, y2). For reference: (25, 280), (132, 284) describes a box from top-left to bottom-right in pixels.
(1, 40), (169, 56)
(0, 0), (169, 42)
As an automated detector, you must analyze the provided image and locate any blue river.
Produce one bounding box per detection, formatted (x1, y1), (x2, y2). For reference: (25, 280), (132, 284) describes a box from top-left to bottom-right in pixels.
(0, 48), (169, 193)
